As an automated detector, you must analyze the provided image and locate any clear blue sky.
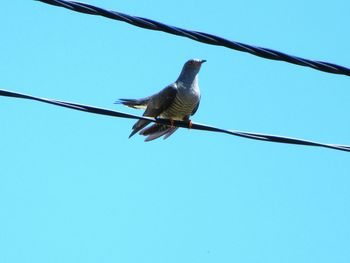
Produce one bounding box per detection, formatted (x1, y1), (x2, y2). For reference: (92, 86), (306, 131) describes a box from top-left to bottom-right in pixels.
(1, 1), (350, 262)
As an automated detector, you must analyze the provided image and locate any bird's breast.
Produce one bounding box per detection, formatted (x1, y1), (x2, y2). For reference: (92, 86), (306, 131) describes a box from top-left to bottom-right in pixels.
(161, 86), (200, 120)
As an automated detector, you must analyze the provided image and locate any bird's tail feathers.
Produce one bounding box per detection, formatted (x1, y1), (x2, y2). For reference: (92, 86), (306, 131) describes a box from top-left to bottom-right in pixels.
(163, 127), (178, 140)
(115, 97), (149, 109)
(140, 124), (178, 142)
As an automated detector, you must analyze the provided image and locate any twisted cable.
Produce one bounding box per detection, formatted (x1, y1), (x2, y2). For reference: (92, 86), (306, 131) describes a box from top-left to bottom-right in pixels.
(37, 0), (350, 77)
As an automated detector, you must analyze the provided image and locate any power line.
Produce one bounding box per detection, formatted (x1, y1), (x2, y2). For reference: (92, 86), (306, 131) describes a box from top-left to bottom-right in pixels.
(1, 89), (349, 153)
(37, 0), (350, 77)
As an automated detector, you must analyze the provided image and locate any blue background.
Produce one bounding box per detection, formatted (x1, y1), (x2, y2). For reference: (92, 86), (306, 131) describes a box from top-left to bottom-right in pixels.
(1, 1), (350, 262)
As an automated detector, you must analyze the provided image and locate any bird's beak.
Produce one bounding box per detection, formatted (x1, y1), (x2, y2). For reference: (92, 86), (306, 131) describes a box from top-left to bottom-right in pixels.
(200, 59), (207, 64)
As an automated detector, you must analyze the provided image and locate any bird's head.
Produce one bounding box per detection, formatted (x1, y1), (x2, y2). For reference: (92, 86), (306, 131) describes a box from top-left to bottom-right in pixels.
(177, 59), (206, 83)
(184, 59), (207, 70)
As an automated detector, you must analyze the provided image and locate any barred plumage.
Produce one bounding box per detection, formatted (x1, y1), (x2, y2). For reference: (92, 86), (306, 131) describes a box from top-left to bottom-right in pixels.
(161, 93), (198, 119)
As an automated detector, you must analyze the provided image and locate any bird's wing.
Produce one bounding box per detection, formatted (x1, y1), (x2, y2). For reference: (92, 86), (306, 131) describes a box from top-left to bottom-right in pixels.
(145, 83), (178, 117)
(129, 84), (178, 138)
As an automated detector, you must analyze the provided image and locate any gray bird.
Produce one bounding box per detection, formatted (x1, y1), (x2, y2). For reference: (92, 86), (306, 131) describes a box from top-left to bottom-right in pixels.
(116, 58), (206, 141)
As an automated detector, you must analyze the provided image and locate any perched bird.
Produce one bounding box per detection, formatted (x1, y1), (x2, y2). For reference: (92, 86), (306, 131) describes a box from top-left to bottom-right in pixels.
(116, 58), (206, 141)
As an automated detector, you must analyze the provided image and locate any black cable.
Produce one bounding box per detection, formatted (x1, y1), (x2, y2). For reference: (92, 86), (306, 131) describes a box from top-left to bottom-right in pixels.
(37, 0), (350, 77)
(1, 89), (349, 152)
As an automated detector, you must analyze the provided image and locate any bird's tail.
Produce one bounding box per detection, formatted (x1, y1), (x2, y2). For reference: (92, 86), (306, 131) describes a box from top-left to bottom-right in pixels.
(139, 124), (178, 142)
(115, 97), (149, 109)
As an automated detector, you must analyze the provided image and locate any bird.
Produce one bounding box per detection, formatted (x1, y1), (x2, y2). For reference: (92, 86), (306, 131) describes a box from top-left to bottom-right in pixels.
(116, 58), (206, 141)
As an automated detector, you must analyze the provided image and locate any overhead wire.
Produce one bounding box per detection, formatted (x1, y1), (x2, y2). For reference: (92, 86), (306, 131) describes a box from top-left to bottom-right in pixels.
(1, 89), (349, 152)
(37, 0), (350, 77)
